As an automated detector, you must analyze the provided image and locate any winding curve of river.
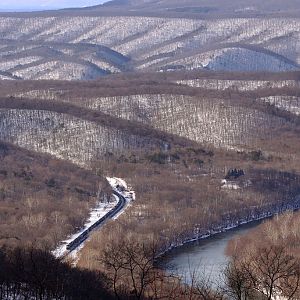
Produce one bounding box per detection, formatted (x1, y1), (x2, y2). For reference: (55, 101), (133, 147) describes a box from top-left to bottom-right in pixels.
(158, 220), (264, 286)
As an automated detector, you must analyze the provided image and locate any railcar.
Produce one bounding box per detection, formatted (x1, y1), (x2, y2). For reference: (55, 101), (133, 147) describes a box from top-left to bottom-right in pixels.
(66, 191), (125, 251)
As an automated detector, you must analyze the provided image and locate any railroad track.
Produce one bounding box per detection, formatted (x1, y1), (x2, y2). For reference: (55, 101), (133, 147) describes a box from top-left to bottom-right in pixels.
(64, 190), (126, 255)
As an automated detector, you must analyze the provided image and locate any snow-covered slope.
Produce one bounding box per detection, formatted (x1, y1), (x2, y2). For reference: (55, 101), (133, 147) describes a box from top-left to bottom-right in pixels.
(165, 47), (299, 72)
(0, 109), (159, 167)
(178, 79), (300, 91)
(0, 15), (299, 77)
(0, 40), (129, 80)
(258, 96), (300, 115)
(9, 93), (286, 149)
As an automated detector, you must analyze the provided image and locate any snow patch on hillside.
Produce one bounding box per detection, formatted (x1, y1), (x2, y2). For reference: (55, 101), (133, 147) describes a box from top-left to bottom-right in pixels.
(178, 79), (300, 91)
(206, 48), (299, 72)
(12, 60), (106, 80)
(259, 96), (300, 115)
(171, 48), (299, 72)
(0, 74), (14, 80)
(0, 56), (42, 71)
(107, 177), (136, 203)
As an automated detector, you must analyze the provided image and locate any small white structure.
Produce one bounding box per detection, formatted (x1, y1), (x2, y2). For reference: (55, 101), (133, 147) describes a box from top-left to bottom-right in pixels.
(221, 179), (240, 190)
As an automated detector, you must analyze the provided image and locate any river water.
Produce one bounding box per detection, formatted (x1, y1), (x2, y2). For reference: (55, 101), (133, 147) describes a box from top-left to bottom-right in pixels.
(158, 220), (264, 286)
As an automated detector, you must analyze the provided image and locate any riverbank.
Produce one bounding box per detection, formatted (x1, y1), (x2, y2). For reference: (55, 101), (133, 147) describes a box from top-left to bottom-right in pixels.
(156, 195), (300, 260)
(158, 219), (265, 285)
(157, 195), (300, 285)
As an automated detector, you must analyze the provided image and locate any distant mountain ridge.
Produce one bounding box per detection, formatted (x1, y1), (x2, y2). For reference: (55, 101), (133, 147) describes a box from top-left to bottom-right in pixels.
(91, 0), (300, 16)
(0, 0), (299, 80)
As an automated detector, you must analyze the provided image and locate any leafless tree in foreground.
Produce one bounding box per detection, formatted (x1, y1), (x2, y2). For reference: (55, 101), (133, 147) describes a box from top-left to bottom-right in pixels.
(99, 240), (158, 299)
(224, 246), (300, 300)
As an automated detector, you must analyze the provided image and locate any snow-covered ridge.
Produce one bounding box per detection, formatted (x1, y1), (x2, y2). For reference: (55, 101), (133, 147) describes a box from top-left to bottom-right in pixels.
(0, 16), (299, 77)
(145, 48), (300, 72)
(13, 60), (107, 80)
(13, 89), (68, 101)
(81, 94), (286, 149)
(176, 80), (300, 115)
(163, 47), (299, 72)
(178, 79), (300, 91)
(0, 109), (159, 167)
(0, 74), (14, 80)
(0, 56), (42, 71)
(9, 93), (286, 150)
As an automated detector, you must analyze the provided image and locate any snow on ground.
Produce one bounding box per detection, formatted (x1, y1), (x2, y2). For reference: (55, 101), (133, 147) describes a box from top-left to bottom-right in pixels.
(221, 179), (240, 190)
(107, 177), (135, 219)
(52, 198), (117, 258)
(107, 176), (136, 202)
(52, 177), (135, 259)
(273, 296), (288, 300)
(178, 79), (299, 91)
(0, 74), (14, 80)
(259, 96), (300, 115)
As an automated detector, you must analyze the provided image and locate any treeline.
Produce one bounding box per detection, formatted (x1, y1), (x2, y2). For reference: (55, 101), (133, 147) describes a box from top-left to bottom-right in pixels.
(2, 242), (298, 300)
(224, 245), (300, 300)
(1, 69), (300, 98)
(224, 210), (300, 299)
(0, 246), (114, 300)
(227, 210), (300, 260)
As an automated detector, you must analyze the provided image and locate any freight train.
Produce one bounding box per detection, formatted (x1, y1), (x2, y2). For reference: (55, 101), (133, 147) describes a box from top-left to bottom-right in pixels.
(66, 191), (126, 251)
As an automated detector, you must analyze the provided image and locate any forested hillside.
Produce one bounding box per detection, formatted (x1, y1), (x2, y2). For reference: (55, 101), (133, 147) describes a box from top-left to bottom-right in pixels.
(0, 141), (109, 249)
(0, 72), (299, 259)
(0, 1), (299, 299)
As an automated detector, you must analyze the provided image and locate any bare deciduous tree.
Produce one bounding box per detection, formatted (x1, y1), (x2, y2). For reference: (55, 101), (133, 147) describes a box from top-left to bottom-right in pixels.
(225, 246), (300, 300)
(100, 240), (157, 300)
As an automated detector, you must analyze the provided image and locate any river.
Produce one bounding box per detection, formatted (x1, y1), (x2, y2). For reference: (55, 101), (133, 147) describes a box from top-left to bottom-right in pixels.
(158, 220), (265, 286)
